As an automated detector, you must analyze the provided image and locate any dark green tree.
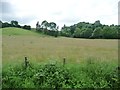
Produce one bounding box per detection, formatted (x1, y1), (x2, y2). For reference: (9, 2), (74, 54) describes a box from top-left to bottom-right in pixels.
(36, 21), (40, 31)
(49, 22), (57, 31)
(11, 20), (18, 27)
(70, 25), (76, 37)
(2, 22), (11, 28)
(73, 27), (82, 38)
(22, 25), (31, 30)
(102, 26), (117, 39)
(90, 27), (102, 39)
(41, 20), (48, 30)
(94, 20), (102, 28)
(49, 22), (58, 37)
(0, 20), (2, 28)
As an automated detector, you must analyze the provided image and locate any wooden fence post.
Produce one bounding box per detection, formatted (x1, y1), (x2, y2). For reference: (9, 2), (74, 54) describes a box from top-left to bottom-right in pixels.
(63, 57), (66, 66)
(25, 56), (29, 69)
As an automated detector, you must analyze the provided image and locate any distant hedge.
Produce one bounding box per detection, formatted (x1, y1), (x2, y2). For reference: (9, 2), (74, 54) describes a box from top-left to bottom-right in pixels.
(0, 20), (31, 30)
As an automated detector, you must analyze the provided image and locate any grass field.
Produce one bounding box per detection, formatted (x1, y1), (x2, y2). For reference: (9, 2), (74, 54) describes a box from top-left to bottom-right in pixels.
(2, 27), (118, 64)
(2, 27), (119, 88)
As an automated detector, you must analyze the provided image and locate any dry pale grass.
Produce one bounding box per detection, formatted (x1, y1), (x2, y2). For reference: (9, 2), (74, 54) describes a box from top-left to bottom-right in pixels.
(2, 35), (118, 64)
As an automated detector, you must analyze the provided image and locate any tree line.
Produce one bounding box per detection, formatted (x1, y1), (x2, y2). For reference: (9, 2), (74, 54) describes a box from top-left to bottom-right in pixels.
(1, 20), (119, 39)
(0, 20), (31, 30)
(36, 20), (59, 37)
(60, 20), (120, 39)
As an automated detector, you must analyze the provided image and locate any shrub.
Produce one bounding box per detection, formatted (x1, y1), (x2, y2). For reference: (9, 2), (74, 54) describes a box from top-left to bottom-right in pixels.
(2, 61), (119, 88)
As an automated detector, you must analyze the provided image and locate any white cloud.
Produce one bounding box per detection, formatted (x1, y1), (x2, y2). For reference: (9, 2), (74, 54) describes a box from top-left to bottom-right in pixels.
(1, 0), (119, 28)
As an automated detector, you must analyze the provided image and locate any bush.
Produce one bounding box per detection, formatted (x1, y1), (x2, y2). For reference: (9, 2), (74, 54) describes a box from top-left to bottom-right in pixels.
(33, 64), (74, 88)
(2, 61), (119, 88)
(22, 25), (31, 30)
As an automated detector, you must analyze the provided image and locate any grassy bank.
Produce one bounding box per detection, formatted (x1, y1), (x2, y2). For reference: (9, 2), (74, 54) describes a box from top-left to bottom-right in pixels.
(2, 59), (119, 88)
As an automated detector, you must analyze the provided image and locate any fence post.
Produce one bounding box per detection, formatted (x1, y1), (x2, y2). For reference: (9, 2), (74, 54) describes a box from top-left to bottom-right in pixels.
(25, 56), (29, 69)
(63, 57), (66, 66)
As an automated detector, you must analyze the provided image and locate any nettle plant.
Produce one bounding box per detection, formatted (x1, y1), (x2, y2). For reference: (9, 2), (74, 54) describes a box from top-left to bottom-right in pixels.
(2, 61), (119, 88)
(33, 64), (75, 88)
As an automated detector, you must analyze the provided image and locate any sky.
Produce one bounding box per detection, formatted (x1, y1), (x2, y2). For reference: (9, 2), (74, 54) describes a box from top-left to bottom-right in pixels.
(0, 0), (119, 29)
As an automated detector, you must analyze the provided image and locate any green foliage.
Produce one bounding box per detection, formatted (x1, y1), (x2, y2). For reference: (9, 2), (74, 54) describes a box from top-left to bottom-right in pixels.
(73, 27), (82, 38)
(49, 22), (57, 31)
(90, 27), (102, 38)
(41, 20), (48, 28)
(61, 26), (71, 37)
(1, 20), (31, 30)
(11, 20), (19, 27)
(33, 64), (74, 88)
(1, 20), (119, 39)
(94, 20), (102, 28)
(37, 20), (59, 37)
(36, 21), (40, 31)
(102, 26), (118, 39)
(2, 22), (11, 28)
(80, 28), (93, 38)
(2, 61), (119, 88)
(22, 25), (31, 30)
(0, 20), (2, 28)
(61, 20), (119, 39)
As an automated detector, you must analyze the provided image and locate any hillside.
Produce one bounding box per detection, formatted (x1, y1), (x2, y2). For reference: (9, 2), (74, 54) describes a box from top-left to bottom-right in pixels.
(2, 27), (118, 65)
(2, 27), (46, 36)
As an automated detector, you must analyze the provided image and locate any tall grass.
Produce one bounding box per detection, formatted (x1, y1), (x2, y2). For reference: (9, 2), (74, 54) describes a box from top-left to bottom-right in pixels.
(3, 30), (118, 65)
(2, 27), (119, 88)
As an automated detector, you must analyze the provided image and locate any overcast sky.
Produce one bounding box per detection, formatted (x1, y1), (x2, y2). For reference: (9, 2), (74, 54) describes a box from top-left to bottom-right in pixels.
(0, 0), (119, 28)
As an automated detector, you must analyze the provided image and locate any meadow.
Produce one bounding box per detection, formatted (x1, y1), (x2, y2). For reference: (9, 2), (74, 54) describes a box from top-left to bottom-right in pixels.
(2, 28), (118, 64)
(2, 27), (119, 88)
